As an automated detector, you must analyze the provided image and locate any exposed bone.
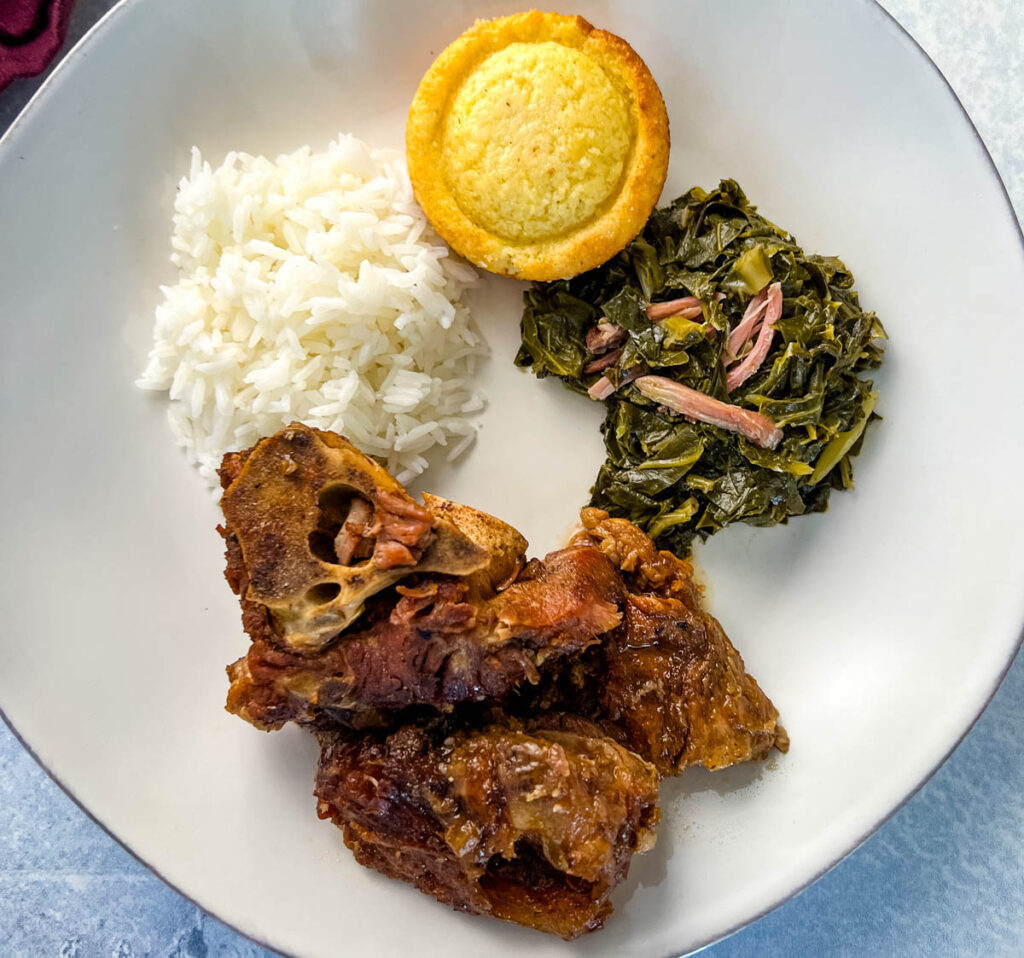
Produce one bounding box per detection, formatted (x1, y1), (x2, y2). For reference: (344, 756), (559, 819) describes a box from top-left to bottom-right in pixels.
(220, 423), (488, 651)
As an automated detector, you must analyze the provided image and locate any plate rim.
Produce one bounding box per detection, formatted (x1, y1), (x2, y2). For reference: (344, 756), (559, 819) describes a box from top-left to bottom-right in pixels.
(0, 1), (1021, 956)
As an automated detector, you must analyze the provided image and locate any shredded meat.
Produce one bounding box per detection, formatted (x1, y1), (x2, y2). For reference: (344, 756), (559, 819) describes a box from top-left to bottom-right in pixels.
(633, 375), (783, 449)
(587, 365), (642, 402)
(645, 295), (703, 321)
(314, 713), (659, 940)
(582, 347), (623, 375)
(372, 491), (437, 568)
(334, 496), (374, 564)
(585, 322), (628, 354)
(587, 376), (616, 400)
(723, 285), (771, 362)
(725, 282), (783, 392)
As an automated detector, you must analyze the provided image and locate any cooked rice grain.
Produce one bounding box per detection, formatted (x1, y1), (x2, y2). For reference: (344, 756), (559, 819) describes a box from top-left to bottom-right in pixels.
(137, 135), (486, 489)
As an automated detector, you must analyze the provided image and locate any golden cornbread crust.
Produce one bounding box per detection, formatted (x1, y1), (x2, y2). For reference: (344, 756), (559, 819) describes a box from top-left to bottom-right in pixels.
(406, 11), (670, 280)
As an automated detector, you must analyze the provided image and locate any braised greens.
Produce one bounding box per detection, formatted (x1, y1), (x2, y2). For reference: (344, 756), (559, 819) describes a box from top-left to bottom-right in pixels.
(515, 180), (887, 555)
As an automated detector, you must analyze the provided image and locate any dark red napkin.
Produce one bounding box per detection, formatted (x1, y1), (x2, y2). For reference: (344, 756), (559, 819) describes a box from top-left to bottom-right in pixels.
(0, 0), (76, 91)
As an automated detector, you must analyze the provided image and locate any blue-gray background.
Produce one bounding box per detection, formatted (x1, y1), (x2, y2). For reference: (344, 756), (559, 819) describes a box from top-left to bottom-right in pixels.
(2, 1), (1021, 955)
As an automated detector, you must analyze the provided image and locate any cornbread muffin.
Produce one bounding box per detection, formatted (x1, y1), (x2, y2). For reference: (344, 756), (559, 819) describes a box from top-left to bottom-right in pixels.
(407, 11), (670, 280)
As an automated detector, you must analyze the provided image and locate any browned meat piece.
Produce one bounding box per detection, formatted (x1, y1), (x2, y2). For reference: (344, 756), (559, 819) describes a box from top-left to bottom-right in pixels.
(218, 424), (490, 651)
(225, 543), (623, 729)
(314, 713), (659, 939)
(216, 427), (790, 939)
(569, 508), (788, 774)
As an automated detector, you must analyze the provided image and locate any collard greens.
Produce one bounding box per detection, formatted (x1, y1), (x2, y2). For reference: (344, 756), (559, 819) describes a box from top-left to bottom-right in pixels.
(515, 180), (887, 555)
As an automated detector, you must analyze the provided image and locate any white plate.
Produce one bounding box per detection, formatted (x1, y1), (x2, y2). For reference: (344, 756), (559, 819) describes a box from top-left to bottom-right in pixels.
(1, 1), (1022, 955)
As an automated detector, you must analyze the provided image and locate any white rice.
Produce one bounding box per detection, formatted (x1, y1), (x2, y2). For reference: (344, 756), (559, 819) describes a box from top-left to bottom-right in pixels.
(137, 134), (487, 489)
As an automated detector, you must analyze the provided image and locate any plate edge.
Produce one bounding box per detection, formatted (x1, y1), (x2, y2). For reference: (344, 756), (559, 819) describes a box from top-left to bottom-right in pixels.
(0, 1), (1021, 957)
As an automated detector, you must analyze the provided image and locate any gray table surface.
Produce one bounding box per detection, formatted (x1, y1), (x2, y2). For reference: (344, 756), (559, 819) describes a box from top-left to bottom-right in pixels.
(2, 1), (1022, 956)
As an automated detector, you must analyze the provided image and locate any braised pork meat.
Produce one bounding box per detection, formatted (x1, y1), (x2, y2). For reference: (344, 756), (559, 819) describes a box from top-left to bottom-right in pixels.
(216, 426), (787, 939)
(220, 427), (622, 728)
(225, 541), (622, 729)
(314, 712), (659, 939)
(568, 508), (788, 774)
